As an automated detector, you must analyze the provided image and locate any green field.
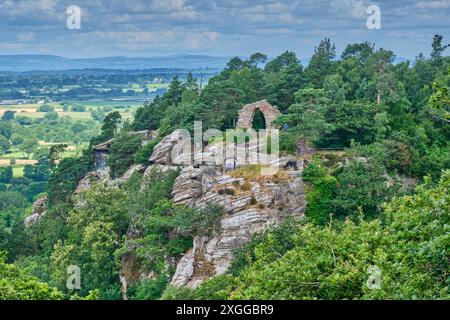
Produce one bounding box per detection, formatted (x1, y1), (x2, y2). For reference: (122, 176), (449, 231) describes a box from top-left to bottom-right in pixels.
(0, 143), (88, 177)
(1, 100), (141, 120)
(12, 165), (24, 178)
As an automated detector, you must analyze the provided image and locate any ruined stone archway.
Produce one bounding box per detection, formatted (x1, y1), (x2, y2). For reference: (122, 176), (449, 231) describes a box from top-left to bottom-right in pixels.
(236, 100), (281, 130)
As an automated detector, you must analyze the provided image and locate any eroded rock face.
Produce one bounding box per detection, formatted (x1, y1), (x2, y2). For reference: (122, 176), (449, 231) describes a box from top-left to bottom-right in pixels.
(73, 165), (147, 208)
(149, 130), (190, 165)
(24, 196), (48, 227)
(112, 164), (146, 186)
(170, 166), (306, 288)
(72, 170), (111, 208)
(171, 167), (203, 205)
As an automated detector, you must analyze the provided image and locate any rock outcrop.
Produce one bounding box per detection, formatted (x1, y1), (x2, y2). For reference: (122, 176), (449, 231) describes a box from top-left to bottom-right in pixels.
(112, 164), (146, 186)
(76, 111), (307, 293)
(170, 165), (306, 288)
(24, 196), (48, 227)
(149, 130), (190, 165)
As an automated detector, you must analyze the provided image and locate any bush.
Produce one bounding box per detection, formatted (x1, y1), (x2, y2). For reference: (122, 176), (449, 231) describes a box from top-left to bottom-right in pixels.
(0, 166), (13, 183)
(107, 133), (142, 178)
(0, 252), (63, 300)
(162, 275), (233, 300)
(71, 105), (86, 112)
(27, 182), (47, 202)
(127, 276), (169, 300)
(302, 160), (337, 225)
(36, 104), (54, 112)
(134, 139), (159, 165)
(332, 158), (399, 218)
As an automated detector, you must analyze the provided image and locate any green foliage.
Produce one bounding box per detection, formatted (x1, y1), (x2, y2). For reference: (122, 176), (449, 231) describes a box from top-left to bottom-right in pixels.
(43, 112), (59, 123)
(302, 160), (337, 225)
(2, 110), (15, 121)
(0, 166), (13, 183)
(0, 190), (29, 231)
(70, 105), (86, 112)
(163, 275), (234, 300)
(132, 198), (222, 274)
(228, 218), (302, 277)
(36, 104), (55, 113)
(107, 133), (142, 178)
(127, 275), (169, 300)
(90, 109), (105, 122)
(134, 139), (159, 165)
(428, 79), (450, 123)
(100, 111), (122, 141)
(306, 38), (336, 88)
(23, 158), (51, 181)
(20, 137), (38, 159)
(2, 36), (449, 301)
(275, 87), (334, 146)
(264, 51), (304, 113)
(47, 152), (94, 205)
(0, 252), (63, 300)
(430, 34), (450, 68)
(0, 134), (10, 155)
(333, 157), (399, 218)
(50, 183), (131, 298)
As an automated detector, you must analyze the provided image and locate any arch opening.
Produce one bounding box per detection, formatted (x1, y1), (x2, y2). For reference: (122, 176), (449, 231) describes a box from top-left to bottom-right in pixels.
(252, 108), (266, 131)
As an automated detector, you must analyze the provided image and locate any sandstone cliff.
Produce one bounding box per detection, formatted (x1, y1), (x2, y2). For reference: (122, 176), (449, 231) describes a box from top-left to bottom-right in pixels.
(74, 130), (306, 294)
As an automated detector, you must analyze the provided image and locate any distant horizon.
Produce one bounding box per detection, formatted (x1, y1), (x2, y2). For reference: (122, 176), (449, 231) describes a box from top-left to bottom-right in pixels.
(0, 51), (411, 62)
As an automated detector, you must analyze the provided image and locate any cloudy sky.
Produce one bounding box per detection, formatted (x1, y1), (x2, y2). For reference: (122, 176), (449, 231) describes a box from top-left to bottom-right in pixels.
(0, 0), (449, 59)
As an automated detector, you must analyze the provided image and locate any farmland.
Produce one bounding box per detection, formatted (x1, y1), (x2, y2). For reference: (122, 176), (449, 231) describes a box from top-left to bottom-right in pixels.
(0, 70), (183, 178)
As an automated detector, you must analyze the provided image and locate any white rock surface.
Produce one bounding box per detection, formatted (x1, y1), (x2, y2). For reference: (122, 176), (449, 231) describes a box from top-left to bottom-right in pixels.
(149, 130), (190, 165)
(24, 196), (48, 227)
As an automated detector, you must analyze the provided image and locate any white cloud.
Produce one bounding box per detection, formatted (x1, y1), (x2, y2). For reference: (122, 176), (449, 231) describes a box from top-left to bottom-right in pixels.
(414, 0), (450, 9)
(93, 31), (176, 44)
(18, 32), (35, 41)
(330, 0), (369, 19)
(185, 31), (219, 48)
(0, 0), (57, 16)
(0, 42), (26, 50)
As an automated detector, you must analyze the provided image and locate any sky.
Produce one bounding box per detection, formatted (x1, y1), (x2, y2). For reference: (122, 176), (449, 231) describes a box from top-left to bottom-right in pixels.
(0, 0), (449, 60)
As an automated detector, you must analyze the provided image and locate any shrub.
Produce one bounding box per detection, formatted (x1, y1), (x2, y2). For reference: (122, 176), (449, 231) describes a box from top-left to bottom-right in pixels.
(134, 139), (159, 165)
(36, 104), (54, 112)
(302, 160), (337, 225)
(107, 133), (142, 178)
(71, 105), (86, 112)
(127, 276), (169, 300)
(0, 252), (63, 300)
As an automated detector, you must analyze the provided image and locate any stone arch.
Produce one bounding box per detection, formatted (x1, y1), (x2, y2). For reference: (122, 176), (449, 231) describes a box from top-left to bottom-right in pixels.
(236, 100), (281, 130)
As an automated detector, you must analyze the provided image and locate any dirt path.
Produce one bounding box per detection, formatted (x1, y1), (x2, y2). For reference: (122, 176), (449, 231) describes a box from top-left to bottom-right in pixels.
(0, 159), (37, 165)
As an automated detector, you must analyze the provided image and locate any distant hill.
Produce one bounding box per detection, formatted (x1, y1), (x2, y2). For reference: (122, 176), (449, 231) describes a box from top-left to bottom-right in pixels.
(0, 54), (409, 73)
(0, 54), (231, 72)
